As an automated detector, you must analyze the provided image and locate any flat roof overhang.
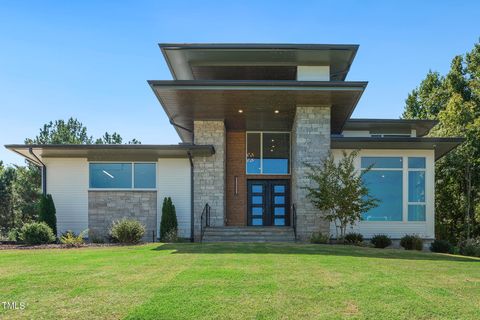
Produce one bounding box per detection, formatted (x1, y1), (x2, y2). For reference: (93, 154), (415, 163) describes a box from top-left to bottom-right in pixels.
(5, 144), (215, 165)
(160, 43), (358, 81)
(331, 137), (464, 160)
(344, 118), (439, 137)
(149, 80), (367, 143)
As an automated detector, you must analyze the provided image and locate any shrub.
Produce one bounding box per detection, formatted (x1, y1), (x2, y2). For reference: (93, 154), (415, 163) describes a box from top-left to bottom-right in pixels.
(344, 232), (364, 244)
(162, 228), (178, 243)
(89, 233), (106, 244)
(370, 234), (392, 248)
(160, 197), (178, 241)
(310, 232), (330, 244)
(458, 237), (480, 257)
(60, 230), (87, 247)
(110, 218), (145, 244)
(7, 228), (21, 242)
(39, 194), (57, 236)
(430, 239), (453, 253)
(20, 222), (55, 245)
(400, 234), (424, 251)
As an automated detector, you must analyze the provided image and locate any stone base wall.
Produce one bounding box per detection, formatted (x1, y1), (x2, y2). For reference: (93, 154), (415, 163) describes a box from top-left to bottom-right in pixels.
(292, 106), (331, 240)
(88, 191), (157, 242)
(193, 120), (226, 241)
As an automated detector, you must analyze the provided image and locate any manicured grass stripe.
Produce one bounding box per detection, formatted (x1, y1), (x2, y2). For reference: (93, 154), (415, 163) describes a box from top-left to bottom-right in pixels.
(0, 243), (478, 319)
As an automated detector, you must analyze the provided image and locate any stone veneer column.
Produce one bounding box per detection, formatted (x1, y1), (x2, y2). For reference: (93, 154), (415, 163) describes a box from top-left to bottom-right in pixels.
(291, 106), (331, 240)
(193, 120), (226, 241)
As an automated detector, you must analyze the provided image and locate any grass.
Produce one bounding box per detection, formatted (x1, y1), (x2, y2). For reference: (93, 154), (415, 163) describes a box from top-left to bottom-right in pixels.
(0, 243), (479, 319)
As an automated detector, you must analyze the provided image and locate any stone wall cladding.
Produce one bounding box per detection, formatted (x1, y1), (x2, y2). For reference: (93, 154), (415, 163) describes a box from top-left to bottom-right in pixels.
(193, 120), (226, 241)
(292, 106), (331, 240)
(88, 191), (157, 242)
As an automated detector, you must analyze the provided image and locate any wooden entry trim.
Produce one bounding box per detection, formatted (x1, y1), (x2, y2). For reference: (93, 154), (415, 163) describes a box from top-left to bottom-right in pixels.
(226, 131), (247, 226)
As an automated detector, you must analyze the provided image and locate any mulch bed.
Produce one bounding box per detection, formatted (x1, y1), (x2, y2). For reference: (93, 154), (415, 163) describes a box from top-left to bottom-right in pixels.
(0, 243), (146, 250)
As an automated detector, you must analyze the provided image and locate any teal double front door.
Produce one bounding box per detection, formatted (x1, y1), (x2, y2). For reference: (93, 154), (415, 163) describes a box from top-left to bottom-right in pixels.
(247, 180), (290, 226)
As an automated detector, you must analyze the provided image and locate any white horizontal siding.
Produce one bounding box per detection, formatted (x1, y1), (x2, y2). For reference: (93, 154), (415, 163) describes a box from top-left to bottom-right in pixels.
(44, 158), (88, 236)
(157, 159), (191, 238)
(331, 149), (435, 239)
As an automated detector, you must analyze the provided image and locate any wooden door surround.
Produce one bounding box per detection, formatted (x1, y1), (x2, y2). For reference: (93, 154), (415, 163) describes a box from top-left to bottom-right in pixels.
(226, 131), (290, 226)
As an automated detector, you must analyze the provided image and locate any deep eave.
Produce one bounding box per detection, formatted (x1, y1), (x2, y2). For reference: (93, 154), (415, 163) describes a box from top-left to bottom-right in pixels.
(331, 137), (464, 160)
(344, 118), (439, 137)
(159, 43), (359, 81)
(149, 80), (368, 143)
(5, 144), (215, 165)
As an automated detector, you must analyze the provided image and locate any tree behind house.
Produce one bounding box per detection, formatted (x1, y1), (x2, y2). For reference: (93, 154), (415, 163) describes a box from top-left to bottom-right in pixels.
(305, 151), (378, 240)
(0, 117), (142, 232)
(402, 41), (480, 242)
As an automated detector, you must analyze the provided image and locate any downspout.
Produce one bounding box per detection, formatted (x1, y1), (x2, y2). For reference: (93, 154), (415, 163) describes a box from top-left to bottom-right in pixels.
(29, 148), (47, 196)
(187, 151), (194, 242)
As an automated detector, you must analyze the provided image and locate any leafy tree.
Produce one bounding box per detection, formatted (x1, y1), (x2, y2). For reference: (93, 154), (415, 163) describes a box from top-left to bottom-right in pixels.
(12, 164), (41, 225)
(403, 40), (480, 242)
(95, 132), (141, 145)
(0, 162), (16, 230)
(38, 194), (57, 236)
(305, 151), (378, 240)
(95, 132), (123, 144)
(25, 118), (94, 145)
(160, 197), (178, 241)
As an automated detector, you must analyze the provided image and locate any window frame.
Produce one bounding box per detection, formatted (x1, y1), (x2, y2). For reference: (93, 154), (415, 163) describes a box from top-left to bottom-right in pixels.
(407, 157), (426, 221)
(358, 154), (429, 224)
(89, 161), (157, 190)
(361, 157), (404, 222)
(245, 131), (291, 175)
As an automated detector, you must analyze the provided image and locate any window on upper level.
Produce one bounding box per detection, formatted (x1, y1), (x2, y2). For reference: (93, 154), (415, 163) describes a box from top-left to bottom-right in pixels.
(246, 132), (290, 174)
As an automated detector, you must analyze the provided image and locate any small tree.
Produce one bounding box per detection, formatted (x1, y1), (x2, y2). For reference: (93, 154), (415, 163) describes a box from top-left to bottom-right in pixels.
(305, 150), (378, 241)
(160, 197), (178, 241)
(38, 194), (57, 236)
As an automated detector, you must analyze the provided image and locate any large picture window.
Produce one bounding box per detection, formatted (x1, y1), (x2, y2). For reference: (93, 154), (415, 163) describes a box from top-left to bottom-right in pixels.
(246, 132), (290, 174)
(361, 156), (427, 223)
(361, 157), (403, 221)
(89, 162), (156, 189)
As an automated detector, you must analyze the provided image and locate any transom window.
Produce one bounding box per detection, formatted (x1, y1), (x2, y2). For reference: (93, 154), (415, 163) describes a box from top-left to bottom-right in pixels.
(89, 162), (156, 189)
(361, 156), (427, 222)
(246, 132), (290, 174)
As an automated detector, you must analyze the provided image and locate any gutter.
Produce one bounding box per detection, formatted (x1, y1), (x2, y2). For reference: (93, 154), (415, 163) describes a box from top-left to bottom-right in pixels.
(29, 147), (47, 196)
(169, 118), (193, 133)
(187, 151), (195, 242)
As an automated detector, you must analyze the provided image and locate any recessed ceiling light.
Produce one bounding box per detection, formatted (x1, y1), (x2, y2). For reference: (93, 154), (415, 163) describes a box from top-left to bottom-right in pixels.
(274, 110), (279, 114)
(238, 109), (243, 113)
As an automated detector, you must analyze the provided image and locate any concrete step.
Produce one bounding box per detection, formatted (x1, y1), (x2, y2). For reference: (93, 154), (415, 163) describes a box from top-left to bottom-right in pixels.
(202, 226), (295, 242)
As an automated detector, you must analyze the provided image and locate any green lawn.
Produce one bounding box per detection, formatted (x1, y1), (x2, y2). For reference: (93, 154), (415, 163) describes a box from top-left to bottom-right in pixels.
(0, 243), (479, 319)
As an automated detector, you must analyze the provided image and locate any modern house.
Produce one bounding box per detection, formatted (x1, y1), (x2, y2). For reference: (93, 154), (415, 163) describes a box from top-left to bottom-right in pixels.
(6, 43), (463, 242)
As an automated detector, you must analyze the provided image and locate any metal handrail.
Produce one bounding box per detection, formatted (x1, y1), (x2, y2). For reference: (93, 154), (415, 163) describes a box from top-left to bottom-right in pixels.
(292, 203), (297, 240)
(200, 203), (211, 241)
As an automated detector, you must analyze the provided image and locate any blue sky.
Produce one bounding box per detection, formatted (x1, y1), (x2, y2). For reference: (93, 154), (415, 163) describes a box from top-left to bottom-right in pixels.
(1, 1), (479, 165)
